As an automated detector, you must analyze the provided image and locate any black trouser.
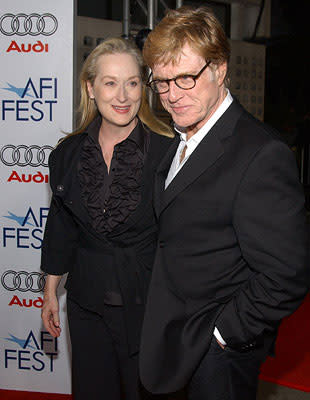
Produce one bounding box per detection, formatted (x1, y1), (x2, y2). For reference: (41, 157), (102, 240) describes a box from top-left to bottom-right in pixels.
(67, 298), (142, 400)
(187, 336), (267, 400)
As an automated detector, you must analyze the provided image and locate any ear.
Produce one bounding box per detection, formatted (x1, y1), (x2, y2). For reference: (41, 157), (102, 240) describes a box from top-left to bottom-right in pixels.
(216, 62), (227, 86)
(87, 80), (94, 99)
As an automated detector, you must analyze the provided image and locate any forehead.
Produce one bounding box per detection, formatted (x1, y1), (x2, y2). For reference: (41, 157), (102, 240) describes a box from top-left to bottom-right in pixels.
(96, 53), (140, 76)
(152, 44), (204, 78)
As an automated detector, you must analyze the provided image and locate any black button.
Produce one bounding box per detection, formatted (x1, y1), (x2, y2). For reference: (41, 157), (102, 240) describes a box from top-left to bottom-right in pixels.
(56, 184), (64, 192)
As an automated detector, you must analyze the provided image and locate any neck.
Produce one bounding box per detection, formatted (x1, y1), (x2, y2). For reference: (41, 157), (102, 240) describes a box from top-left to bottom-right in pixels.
(185, 86), (227, 140)
(98, 117), (137, 146)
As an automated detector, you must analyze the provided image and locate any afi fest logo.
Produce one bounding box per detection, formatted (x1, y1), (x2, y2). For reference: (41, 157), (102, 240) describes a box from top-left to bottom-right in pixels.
(0, 13), (58, 54)
(1, 77), (58, 122)
(3, 330), (58, 372)
(1, 206), (49, 249)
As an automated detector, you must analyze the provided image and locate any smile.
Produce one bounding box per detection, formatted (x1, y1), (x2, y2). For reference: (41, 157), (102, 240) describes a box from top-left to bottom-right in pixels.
(112, 105), (131, 113)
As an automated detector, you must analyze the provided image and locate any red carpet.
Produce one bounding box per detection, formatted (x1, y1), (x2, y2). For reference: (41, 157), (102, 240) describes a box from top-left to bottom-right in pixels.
(1, 295), (310, 398)
(0, 390), (71, 399)
(259, 293), (310, 392)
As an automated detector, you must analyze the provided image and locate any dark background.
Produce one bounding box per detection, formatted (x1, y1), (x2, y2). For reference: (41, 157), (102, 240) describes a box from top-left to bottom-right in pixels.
(77, 0), (310, 139)
(265, 0), (310, 136)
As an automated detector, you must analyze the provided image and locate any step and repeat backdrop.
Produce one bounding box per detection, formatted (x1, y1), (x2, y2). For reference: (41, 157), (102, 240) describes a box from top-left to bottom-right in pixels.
(0, 0), (74, 394)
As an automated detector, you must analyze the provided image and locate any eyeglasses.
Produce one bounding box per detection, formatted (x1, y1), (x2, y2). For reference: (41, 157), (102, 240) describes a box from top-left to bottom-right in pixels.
(147, 60), (211, 94)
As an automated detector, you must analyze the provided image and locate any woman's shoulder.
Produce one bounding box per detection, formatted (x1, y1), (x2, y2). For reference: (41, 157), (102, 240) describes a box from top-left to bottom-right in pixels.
(49, 132), (87, 169)
(55, 132), (87, 152)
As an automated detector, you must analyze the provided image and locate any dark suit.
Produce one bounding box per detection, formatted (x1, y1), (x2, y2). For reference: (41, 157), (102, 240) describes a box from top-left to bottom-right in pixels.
(140, 100), (308, 395)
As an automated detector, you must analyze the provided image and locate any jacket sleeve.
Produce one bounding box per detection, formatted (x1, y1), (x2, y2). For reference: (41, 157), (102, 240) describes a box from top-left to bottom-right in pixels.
(40, 149), (78, 275)
(216, 140), (309, 348)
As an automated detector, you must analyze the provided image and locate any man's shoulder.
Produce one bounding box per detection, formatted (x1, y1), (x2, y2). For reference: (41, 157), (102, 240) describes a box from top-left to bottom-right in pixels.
(234, 106), (285, 148)
(150, 130), (174, 145)
(147, 130), (175, 164)
(149, 129), (175, 151)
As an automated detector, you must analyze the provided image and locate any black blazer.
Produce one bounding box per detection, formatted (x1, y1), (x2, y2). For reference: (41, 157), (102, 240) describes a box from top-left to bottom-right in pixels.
(139, 100), (308, 393)
(41, 122), (172, 355)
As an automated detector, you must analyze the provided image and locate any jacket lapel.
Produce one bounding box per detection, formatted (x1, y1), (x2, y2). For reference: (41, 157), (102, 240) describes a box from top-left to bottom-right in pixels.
(160, 132), (224, 214)
(52, 136), (89, 224)
(154, 135), (180, 218)
(158, 99), (243, 215)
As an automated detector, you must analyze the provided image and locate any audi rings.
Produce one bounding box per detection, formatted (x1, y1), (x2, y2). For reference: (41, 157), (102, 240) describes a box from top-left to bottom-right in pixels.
(0, 13), (58, 36)
(1, 270), (46, 293)
(0, 145), (53, 167)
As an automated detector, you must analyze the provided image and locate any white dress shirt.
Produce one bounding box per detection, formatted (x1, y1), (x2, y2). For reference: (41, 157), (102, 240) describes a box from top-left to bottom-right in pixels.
(165, 90), (233, 189)
(165, 90), (234, 345)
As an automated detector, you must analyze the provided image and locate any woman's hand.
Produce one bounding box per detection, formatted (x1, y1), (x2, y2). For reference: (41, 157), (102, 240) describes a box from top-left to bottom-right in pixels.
(41, 274), (62, 337)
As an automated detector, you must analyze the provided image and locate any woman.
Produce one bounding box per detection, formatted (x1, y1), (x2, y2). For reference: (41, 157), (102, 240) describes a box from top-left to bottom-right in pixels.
(41, 37), (172, 400)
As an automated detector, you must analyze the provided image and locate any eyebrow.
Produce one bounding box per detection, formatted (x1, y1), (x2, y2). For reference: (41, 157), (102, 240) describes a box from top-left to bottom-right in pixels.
(101, 75), (141, 80)
(152, 70), (198, 80)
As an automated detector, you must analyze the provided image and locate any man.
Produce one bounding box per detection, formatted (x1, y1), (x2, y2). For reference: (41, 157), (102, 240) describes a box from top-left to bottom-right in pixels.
(139, 6), (308, 400)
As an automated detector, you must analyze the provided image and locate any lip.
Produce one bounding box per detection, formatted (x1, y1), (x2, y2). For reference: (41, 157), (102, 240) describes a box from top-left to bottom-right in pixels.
(112, 105), (131, 114)
(170, 105), (191, 114)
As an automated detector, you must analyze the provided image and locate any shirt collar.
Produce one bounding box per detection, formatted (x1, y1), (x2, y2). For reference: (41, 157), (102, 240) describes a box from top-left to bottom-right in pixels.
(127, 119), (145, 153)
(85, 116), (145, 153)
(175, 90), (233, 144)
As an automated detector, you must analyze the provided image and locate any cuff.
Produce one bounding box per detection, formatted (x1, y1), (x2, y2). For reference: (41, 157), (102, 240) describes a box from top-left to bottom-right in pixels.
(214, 326), (227, 345)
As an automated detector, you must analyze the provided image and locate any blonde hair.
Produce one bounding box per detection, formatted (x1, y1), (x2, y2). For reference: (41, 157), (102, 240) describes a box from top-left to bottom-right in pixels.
(72, 37), (173, 137)
(143, 6), (230, 70)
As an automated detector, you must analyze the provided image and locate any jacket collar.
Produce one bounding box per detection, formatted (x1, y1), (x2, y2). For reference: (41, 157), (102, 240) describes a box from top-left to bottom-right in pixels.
(154, 99), (244, 217)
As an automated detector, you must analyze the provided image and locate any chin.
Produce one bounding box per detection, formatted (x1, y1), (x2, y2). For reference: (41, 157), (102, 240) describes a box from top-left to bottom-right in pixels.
(173, 117), (194, 128)
(115, 117), (136, 127)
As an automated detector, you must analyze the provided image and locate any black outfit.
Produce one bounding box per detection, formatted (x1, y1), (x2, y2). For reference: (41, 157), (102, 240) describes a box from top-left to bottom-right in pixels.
(67, 299), (140, 400)
(41, 118), (172, 400)
(139, 100), (308, 399)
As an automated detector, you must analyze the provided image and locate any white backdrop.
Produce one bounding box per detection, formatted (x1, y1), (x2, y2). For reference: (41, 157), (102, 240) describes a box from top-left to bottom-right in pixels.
(0, 0), (75, 394)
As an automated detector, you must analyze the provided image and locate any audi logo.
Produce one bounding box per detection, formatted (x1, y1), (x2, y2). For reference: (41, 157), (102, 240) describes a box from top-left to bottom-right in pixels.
(0, 145), (53, 167)
(1, 270), (46, 293)
(0, 13), (58, 36)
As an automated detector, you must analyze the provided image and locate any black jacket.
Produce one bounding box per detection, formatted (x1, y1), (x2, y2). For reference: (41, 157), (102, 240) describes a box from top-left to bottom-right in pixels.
(41, 122), (172, 355)
(140, 100), (309, 393)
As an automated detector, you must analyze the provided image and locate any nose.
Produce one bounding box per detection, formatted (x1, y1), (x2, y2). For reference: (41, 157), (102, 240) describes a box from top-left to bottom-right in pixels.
(167, 81), (183, 102)
(117, 84), (128, 102)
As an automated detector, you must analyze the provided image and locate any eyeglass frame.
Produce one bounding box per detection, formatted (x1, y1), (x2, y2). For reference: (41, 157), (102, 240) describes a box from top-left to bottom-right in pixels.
(146, 60), (212, 94)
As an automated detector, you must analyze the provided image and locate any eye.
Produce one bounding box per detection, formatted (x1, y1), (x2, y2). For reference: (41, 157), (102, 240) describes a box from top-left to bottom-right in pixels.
(155, 80), (167, 89)
(178, 75), (192, 83)
(129, 80), (140, 87)
(105, 81), (115, 86)
(176, 75), (195, 88)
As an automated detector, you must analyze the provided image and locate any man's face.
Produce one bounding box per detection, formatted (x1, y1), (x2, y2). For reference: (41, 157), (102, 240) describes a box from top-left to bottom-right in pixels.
(152, 44), (227, 138)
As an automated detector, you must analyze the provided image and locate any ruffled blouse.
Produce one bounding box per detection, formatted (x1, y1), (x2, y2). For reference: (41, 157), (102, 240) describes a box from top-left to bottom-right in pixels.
(77, 117), (145, 236)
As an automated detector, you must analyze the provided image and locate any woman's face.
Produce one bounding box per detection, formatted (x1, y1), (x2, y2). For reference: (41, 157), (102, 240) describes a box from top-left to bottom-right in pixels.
(87, 53), (142, 130)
